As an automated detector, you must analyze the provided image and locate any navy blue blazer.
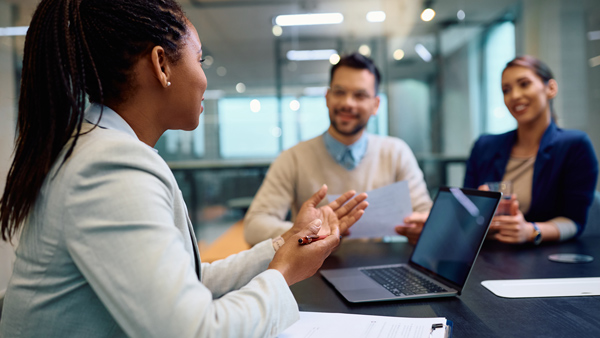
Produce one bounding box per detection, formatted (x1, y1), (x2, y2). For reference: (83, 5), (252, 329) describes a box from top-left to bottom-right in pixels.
(464, 122), (598, 236)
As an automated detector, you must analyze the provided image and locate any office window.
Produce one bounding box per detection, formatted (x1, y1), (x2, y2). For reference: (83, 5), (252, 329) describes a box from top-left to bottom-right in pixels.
(297, 96), (331, 142)
(219, 94), (389, 158)
(297, 94), (389, 142)
(155, 113), (205, 160)
(280, 97), (299, 150)
(484, 21), (516, 134)
(218, 97), (280, 158)
(367, 94), (388, 136)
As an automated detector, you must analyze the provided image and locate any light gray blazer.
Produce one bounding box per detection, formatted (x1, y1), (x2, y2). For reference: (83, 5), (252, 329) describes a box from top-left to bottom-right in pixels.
(0, 105), (298, 337)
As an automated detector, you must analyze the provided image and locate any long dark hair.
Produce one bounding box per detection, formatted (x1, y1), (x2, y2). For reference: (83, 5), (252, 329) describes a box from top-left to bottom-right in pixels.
(503, 55), (557, 122)
(0, 0), (188, 241)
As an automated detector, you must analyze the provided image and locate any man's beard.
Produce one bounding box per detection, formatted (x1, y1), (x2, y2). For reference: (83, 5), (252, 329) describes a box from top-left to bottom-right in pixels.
(330, 109), (369, 136)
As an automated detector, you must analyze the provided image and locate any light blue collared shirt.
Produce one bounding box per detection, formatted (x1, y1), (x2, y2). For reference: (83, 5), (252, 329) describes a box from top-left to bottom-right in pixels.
(323, 131), (368, 170)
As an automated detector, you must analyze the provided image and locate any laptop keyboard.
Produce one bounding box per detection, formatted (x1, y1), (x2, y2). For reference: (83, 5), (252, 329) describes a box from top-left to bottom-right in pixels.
(361, 266), (447, 296)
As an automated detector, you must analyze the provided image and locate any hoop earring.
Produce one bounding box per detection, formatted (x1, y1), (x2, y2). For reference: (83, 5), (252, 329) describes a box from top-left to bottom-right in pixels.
(167, 81), (172, 87)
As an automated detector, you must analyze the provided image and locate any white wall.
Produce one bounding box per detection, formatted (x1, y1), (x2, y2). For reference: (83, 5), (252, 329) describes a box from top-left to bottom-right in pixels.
(518, 0), (600, 189)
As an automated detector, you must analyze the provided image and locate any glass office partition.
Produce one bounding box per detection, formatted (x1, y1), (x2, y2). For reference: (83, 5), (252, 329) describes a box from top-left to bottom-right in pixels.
(2, 0), (600, 242)
(484, 21), (516, 134)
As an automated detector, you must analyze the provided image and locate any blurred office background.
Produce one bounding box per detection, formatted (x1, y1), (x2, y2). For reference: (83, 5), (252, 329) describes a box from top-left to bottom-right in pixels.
(1, 0), (599, 243)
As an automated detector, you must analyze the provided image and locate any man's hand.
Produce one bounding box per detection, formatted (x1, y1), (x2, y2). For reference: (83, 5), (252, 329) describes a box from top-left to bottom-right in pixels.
(395, 211), (429, 245)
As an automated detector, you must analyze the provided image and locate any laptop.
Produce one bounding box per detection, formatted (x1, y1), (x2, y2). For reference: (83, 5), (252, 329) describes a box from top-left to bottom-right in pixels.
(320, 187), (501, 303)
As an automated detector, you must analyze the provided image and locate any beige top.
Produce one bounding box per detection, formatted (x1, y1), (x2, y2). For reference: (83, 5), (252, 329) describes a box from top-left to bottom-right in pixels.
(503, 156), (536, 214)
(503, 155), (577, 241)
(244, 134), (433, 245)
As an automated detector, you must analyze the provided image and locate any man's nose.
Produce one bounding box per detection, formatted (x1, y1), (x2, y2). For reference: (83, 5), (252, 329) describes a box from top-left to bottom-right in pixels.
(341, 93), (358, 106)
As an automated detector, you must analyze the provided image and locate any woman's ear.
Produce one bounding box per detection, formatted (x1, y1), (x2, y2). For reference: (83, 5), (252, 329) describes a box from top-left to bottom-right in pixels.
(150, 46), (171, 88)
(547, 79), (558, 99)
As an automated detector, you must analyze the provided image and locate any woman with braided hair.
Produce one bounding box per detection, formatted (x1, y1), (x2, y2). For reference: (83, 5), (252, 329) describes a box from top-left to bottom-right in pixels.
(0, 1), (367, 336)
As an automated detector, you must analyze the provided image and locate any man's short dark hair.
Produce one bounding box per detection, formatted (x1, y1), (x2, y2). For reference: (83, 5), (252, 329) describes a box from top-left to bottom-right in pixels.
(330, 52), (381, 94)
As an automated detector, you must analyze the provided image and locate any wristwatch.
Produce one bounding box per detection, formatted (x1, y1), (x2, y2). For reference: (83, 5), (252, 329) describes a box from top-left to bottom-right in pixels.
(531, 222), (542, 245)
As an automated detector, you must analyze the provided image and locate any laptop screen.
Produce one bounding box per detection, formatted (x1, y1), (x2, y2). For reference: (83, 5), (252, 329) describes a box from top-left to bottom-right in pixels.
(410, 188), (500, 287)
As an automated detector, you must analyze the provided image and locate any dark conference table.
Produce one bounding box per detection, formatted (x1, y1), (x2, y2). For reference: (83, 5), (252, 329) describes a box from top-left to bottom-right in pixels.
(290, 235), (600, 338)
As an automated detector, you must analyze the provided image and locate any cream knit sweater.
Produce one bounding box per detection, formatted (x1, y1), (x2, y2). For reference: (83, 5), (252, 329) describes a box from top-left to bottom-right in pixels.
(244, 134), (433, 245)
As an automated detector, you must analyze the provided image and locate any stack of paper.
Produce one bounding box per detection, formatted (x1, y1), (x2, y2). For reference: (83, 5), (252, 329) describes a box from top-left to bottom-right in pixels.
(278, 312), (451, 338)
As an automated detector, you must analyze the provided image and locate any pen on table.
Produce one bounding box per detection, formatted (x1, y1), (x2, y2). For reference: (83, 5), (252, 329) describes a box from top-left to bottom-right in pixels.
(298, 235), (328, 245)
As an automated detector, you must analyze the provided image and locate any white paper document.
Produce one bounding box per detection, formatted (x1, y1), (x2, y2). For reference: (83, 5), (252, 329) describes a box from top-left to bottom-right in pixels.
(277, 312), (448, 338)
(328, 181), (412, 239)
(482, 277), (600, 298)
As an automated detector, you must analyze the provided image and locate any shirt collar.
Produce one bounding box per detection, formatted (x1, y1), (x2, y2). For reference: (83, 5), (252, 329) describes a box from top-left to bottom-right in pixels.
(84, 104), (158, 153)
(323, 130), (368, 170)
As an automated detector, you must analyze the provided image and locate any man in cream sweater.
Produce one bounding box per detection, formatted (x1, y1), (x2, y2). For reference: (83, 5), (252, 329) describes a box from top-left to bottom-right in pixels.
(244, 53), (432, 245)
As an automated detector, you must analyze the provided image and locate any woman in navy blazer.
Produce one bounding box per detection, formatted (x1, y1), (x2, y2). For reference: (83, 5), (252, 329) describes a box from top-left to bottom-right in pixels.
(464, 56), (598, 244)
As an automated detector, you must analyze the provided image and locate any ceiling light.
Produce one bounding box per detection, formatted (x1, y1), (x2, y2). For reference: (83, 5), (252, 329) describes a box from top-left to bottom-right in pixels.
(250, 99), (261, 112)
(358, 45), (371, 57)
(393, 49), (405, 61)
(236, 82), (246, 93)
(271, 127), (282, 138)
(289, 100), (300, 111)
(457, 10), (466, 21)
(203, 55), (214, 67)
(0, 26), (28, 36)
(421, 8), (435, 22)
(286, 49), (337, 61)
(275, 13), (343, 26)
(366, 11), (386, 23)
(329, 54), (341, 65)
(420, 1), (436, 22)
(415, 44), (432, 62)
(272, 25), (283, 37)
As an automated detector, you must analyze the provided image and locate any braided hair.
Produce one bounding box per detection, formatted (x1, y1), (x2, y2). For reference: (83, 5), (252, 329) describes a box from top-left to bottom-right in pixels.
(1, 0), (188, 241)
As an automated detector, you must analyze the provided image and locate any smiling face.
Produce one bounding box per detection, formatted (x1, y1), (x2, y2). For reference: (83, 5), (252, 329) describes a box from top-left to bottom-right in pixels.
(325, 66), (380, 143)
(501, 66), (557, 127)
(163, 22), (207, 131)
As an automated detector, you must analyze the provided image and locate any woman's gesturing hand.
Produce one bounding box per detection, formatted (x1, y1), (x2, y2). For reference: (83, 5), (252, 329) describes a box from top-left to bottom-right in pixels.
(271, 185), (368, 285)
(284, 184), (368, 242)
(269, 219), (340, 286)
